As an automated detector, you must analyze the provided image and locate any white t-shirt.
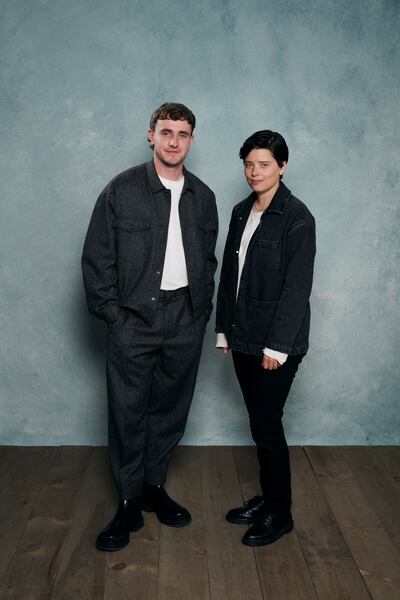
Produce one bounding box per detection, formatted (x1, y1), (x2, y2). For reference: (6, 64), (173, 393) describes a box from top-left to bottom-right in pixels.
(159, 176), (188, 290)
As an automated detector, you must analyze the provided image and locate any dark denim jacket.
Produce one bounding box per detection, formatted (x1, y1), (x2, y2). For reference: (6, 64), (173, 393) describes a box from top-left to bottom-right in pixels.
(82, 161), (218, 326)
(215, 182), (315, 356)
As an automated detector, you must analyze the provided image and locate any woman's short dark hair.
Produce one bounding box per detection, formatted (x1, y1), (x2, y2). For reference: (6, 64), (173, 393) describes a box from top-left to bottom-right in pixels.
(239, 130), (289, 166)
(149, 102), (196, 133)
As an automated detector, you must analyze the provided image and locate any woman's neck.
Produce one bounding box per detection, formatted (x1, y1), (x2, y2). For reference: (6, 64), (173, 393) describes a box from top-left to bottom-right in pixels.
(253, 181), (280, 211)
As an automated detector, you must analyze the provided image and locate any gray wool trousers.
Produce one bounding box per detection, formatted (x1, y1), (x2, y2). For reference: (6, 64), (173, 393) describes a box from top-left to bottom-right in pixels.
(106, 287), (206, 499)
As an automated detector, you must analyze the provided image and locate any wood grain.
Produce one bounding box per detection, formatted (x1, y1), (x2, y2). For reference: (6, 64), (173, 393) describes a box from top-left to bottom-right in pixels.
(158, 446), (209, 600)
(1, 447), (91, 599)
(51, 447), (111, 600)
(0, 447), (56, 589)
(333, 446), (400, 553)
(0, 445), (399, 600)
(201, 446), (263, 600)
(373, 446), (400, 484)
(291, 446), (370, 600)
(234, 446), (317, 600)
(306, 446), (400, 600)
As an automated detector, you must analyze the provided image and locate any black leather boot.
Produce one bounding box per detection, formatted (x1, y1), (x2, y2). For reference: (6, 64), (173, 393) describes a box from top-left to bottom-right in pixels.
(96, 498), (144, 552)
(225, 495), (266, 524)
(140, 482), (191, 527)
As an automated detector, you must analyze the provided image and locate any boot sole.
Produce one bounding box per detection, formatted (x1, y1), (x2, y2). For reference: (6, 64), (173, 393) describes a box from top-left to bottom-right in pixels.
(96, 518), (144, 552)
(242, 522), (294, 547)
(141, 504), (191, 528)
(158, 514), (192, 528)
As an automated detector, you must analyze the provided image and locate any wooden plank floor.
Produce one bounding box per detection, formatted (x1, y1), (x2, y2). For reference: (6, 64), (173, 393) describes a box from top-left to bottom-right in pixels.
(0, 446), (399, 600)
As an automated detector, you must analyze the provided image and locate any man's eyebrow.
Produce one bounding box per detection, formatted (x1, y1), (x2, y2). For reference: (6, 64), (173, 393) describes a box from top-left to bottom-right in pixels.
(159, 128), (190, 134)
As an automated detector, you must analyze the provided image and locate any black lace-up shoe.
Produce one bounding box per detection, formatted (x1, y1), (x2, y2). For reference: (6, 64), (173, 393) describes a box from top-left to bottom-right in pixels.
(96, 499), (144, 552)
(225, 495), (266, 524)
(242, 511), (294, 546)
(140, 483), (191, 527)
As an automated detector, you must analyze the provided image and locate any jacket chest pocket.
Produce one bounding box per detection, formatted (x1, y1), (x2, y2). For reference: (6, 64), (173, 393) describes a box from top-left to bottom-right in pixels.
(198, 219), (217, 236)
(113, 218), (152, 259)
(256, 239), (282, 271)
(197, 219), (217, 253)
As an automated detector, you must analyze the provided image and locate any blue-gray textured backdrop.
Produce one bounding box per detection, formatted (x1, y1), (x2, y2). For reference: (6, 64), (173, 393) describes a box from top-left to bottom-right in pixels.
(1, 0), (399, 445)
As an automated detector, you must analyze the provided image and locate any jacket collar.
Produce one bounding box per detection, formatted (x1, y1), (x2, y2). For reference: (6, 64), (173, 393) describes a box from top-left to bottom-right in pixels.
(237, 181), (292, 217)
(145, 160), (195, 194)
(265, 181), (291, 213)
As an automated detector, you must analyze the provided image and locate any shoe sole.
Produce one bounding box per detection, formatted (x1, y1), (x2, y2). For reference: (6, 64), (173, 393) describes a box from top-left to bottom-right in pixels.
(96, 519), (144, 552)
(242, 522), (294, 547)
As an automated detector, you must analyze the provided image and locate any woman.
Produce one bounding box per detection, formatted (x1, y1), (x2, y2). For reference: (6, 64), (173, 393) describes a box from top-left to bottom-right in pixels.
(216, 130), (316, 546)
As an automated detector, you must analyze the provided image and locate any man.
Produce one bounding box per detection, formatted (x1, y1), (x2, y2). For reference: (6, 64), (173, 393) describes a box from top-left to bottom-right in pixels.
(82, 102), (218, 551)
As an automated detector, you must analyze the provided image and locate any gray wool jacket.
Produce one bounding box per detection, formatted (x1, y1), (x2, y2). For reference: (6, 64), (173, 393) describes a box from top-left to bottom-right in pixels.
(82, 160), (218, 327)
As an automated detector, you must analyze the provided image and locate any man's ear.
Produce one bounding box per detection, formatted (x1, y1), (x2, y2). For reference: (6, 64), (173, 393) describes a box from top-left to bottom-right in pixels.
(147, 128), (155, 144)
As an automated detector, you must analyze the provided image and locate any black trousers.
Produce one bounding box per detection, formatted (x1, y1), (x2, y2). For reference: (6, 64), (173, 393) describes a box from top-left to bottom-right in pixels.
(232, 351), (303, 514)
(106, 288), (206, 499)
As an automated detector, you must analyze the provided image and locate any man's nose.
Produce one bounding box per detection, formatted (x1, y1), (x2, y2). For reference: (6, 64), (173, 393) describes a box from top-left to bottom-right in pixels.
(169, 136), (179, 147)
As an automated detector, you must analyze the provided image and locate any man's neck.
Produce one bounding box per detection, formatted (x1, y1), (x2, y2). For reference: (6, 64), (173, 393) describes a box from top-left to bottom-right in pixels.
(153, 155), (184, 181)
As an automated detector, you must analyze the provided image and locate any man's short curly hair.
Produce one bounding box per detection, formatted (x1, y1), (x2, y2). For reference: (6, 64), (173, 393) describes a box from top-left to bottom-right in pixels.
(149, 102), (196, 133)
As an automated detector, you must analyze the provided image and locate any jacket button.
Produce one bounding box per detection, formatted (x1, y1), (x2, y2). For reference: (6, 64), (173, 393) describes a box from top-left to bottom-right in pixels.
(156, 271), (161, 275)
(232, 323), (236, 328)
(151, 297), (156, 301)
(235, 250), (239, 254)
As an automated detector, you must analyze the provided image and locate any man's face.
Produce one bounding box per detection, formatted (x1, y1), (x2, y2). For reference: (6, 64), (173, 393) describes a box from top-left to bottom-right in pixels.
(244, 148), (286, 195)
(148, 118), (194, 168)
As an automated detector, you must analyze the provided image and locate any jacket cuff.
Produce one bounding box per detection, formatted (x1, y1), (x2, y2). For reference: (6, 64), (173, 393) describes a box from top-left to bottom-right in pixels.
(265, 341), (294, 354)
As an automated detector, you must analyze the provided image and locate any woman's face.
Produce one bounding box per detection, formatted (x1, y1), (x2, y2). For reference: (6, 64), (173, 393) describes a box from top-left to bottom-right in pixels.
(243, 148), (286, 196)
